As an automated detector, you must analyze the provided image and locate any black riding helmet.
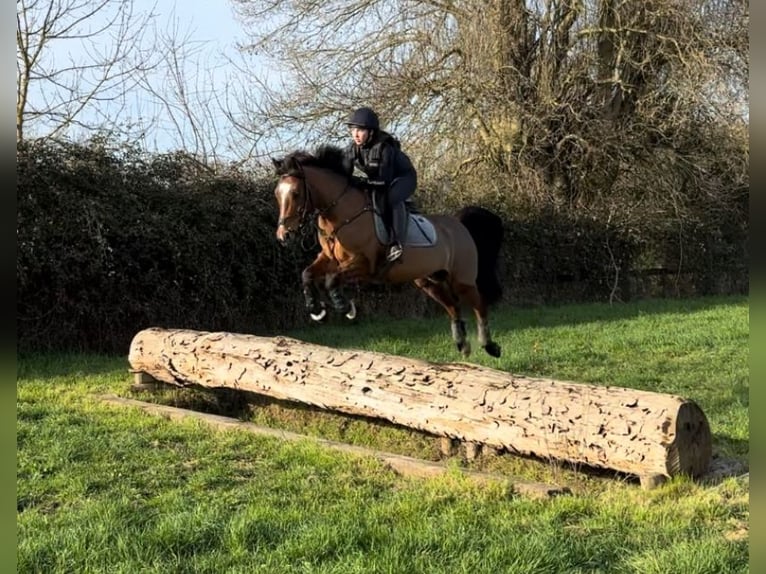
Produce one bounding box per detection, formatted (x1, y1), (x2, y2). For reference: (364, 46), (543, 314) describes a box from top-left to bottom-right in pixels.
(346, 107), (380, 130)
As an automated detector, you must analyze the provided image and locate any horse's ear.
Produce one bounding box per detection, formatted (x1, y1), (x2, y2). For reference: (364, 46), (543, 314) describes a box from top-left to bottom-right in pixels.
(271, 157), (283, 171)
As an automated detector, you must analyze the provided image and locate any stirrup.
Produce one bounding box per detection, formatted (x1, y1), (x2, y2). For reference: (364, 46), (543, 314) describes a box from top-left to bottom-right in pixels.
(387, 243), (403, 262)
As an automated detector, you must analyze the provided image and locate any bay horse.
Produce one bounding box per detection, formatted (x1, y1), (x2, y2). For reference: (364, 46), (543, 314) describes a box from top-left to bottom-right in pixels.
(271, 145), (504, 358)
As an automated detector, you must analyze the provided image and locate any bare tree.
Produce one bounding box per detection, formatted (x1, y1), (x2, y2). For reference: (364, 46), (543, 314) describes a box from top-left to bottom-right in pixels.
(131, 17), (228, 164)
(16, 0), (161, 143)
(230, 0), (747, 206)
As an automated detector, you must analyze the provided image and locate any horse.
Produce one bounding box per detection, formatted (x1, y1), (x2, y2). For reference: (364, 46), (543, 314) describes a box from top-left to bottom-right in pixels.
(271, 145), (504, 358)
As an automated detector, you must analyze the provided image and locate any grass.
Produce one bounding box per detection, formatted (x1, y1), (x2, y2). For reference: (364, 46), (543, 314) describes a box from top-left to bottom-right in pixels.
(17, 296), (749, 573)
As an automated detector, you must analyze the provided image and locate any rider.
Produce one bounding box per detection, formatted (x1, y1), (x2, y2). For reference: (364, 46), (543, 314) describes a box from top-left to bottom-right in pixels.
(342, 106), (417, 262)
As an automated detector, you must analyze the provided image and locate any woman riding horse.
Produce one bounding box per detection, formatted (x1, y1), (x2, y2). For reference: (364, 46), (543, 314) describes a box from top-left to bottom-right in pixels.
(272, 145), (504, 359)
(342, 107), (416, 263)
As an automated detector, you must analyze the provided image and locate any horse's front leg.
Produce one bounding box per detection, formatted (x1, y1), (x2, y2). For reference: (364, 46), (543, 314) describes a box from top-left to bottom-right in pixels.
(324, 268), (356, 320)
(302, 252), (336, 322)
(325, 257), (369, 321)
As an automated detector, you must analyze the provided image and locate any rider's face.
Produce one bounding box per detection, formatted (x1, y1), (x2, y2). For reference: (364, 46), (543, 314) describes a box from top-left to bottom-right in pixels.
(350, 126), (371, 146)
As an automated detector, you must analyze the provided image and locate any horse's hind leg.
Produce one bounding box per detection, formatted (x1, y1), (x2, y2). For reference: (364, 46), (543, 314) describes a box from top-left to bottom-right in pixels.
(454, 283), (502, 358)
(414, 277), (471, 357)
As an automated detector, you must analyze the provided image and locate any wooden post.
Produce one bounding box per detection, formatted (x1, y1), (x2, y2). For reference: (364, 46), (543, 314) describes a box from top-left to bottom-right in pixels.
(128, 328), (712, 483)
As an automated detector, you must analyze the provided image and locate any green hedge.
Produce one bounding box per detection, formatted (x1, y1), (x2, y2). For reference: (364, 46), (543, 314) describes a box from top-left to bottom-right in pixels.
(17, 139), (748, 353)
(17, 140), (312, 352)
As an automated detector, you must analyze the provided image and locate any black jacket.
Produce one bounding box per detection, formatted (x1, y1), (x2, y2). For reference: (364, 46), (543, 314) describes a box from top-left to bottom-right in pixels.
(343, 132), (416, 186)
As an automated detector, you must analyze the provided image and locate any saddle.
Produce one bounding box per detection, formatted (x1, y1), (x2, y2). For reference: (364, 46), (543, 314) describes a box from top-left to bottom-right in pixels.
(367, 185), (437, 249)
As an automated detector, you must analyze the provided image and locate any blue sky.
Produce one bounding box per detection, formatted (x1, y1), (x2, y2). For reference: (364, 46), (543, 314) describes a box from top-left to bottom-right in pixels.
(158, 0), (242, 46)
(135, 0), (250, 156)
(116, 0), (252, 157)
(22, 0), (260, 160)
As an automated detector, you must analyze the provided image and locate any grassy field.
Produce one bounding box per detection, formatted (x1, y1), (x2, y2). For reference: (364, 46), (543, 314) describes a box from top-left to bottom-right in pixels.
(17, 296), (749, 573)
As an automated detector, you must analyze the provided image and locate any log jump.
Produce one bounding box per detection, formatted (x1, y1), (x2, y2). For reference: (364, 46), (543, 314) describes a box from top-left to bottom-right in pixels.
(128, 327), (712, 487)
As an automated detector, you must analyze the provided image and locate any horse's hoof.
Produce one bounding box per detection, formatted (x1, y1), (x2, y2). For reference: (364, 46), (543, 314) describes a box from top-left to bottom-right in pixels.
(345, 300), (357, 321)
(310, 303), (327, 322)
(484, 342), (502, 358)
(457, 341), (471, 357)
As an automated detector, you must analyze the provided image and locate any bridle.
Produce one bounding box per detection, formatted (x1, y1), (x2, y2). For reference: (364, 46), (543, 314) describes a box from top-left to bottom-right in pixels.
(277, 164), (370, 238)
(276, 172), (313, 230)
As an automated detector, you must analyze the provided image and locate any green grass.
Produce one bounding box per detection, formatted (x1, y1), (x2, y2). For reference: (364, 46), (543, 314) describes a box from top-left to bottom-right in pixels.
(17, 296), (749, 573)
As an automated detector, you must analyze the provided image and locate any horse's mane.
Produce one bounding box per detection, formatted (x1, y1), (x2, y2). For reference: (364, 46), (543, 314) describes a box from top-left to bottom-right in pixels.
(275, 144), (349, 178)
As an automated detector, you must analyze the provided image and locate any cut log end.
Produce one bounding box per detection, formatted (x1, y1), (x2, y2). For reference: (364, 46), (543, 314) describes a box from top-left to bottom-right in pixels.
(667, 401), (712, 478)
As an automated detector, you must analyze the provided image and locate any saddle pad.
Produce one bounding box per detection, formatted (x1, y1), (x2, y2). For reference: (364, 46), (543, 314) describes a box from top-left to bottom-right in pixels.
(373, 211), (437, 247)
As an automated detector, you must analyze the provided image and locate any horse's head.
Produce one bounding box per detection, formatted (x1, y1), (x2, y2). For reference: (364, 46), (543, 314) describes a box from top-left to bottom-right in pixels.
(272, 153), (311, 244)
(271, 145), (351, 244)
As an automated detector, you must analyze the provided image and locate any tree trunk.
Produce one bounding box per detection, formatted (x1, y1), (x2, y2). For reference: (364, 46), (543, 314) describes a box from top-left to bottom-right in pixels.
(128, 328), (712, 481)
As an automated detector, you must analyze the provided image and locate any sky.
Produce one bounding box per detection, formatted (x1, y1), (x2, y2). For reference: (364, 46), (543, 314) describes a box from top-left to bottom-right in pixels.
(118, 0), (253, 158)
(161, 0), (241, 47)
(21, 0), (262, 161)
(135, 0), (251, 157)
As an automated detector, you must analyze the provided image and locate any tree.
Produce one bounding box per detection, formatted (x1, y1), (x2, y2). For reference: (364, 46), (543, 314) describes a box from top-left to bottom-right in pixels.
(231, 0), (748, 207)
(16, 0), (161, 143)
(134, 17), (233, 164)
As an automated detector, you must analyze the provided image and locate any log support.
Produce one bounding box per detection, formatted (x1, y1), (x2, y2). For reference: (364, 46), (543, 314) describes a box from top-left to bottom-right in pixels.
(640, 474), (668, 490)
(464, 442), (482, 461)
(130, 370), (162, 392)
(440, 437), (459, 458)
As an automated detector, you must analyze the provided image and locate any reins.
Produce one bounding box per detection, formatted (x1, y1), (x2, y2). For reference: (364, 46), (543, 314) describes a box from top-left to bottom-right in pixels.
(293, 165), (371, 240)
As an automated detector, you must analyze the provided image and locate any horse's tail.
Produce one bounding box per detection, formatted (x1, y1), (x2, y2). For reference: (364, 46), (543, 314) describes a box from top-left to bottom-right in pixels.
(456, 205), (504, 306)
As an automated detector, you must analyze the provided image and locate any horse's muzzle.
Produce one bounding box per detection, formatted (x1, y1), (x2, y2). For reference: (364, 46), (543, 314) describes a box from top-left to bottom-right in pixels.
(276, 224), (297, 245)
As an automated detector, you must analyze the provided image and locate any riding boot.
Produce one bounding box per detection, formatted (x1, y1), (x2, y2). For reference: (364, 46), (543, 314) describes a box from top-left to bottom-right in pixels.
(387, 204), (408, 262)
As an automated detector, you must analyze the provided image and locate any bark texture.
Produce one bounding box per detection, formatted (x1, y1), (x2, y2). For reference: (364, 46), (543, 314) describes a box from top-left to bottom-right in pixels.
(128, 328), (712, 479)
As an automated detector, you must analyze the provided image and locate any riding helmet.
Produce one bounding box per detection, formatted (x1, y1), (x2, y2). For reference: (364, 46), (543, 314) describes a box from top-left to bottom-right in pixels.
(346, 107), (380, 130)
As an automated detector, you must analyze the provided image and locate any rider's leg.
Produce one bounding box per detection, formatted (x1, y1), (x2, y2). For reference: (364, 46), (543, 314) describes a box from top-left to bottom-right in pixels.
(386, 203), (407, 261)
(386, 176), (416, 261)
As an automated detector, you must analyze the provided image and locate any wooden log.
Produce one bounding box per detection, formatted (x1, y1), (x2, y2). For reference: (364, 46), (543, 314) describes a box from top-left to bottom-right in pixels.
(99, 394), (570, 499)
(128, 327), (712, 481)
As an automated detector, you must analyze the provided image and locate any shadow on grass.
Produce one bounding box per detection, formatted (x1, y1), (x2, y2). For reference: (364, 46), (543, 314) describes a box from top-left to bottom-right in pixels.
(131, 383), (442, 457)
